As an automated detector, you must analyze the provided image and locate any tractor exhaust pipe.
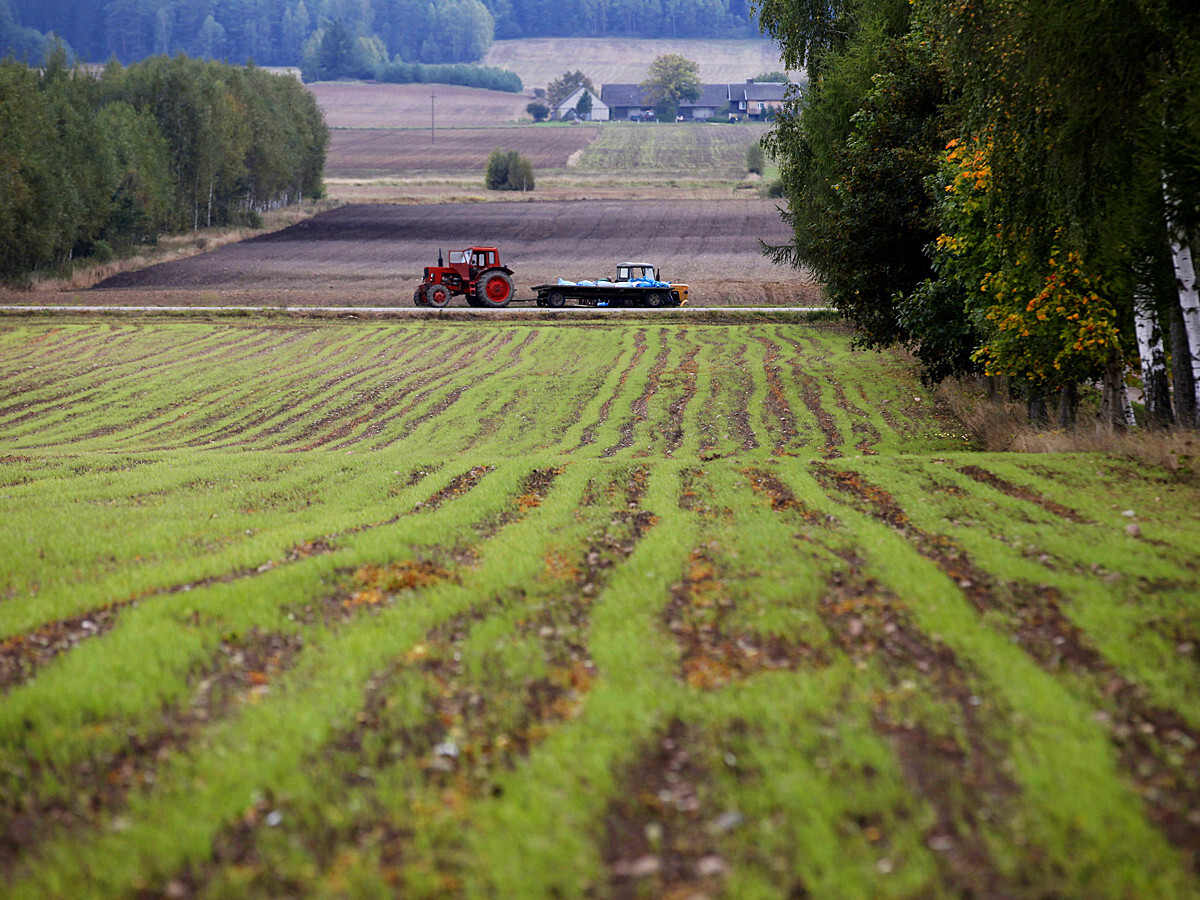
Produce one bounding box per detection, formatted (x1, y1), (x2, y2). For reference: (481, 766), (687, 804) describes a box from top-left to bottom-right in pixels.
(438, 248), (444, 267)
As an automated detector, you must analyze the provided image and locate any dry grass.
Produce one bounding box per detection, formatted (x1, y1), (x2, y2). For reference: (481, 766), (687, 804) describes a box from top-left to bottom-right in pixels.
(939, 377), (1200, 475)
(309, 82), (530, 129)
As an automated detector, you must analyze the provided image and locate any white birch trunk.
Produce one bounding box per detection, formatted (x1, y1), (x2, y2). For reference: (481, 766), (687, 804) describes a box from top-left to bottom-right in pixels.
(1133, 285), (1170, 423)
(1172, 238), (1200, 416)
(1122, 386), (1138, 429)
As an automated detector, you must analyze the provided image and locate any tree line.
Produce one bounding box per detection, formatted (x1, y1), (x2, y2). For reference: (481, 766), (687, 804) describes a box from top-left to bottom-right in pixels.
(1, 0), (760, 70)
(0, 49), (327, 279)
(759, 0), (1200, 429)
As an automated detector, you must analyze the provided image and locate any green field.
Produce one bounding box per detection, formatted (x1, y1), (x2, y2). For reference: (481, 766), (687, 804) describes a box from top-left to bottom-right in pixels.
(2, 318), (1198, 898)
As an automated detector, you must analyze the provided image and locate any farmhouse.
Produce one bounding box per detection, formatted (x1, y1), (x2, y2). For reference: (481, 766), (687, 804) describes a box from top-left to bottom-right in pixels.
(551, 86), (609, 121)
(600, 81), (793, 122)
(728, 79), (789, 120)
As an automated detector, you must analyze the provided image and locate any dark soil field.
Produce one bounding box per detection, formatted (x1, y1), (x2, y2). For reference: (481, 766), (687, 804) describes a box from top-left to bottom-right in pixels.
(80, 201), (814, 307)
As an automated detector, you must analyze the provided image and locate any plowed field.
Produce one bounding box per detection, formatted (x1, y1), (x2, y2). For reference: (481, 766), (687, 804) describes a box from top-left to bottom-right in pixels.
(81, 201), (814, 307)
(327, 126), (603, 177)
(2, 318), (1198, 899)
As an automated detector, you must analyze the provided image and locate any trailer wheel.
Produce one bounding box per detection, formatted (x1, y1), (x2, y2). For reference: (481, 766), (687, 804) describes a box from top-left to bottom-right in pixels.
(644, 291), (666, 308)
(478, 271), (513, 308)
(545, 290), (566, 308)
(425, 284), (451, 308)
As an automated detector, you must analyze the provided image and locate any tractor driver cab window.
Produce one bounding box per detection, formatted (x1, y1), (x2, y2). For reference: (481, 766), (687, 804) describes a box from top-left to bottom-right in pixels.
(449, 250), (467, 264)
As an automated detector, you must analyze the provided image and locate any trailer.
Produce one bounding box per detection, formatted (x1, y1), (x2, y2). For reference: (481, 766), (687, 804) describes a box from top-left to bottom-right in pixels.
(532, 262), (689, 308)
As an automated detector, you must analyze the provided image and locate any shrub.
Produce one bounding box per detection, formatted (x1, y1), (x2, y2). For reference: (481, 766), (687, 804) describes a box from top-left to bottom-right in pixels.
(376, 61), (522, 92)
(526, 101), (550, 122)
(746, 142), (765, 174)
(484, 149), (535, 191)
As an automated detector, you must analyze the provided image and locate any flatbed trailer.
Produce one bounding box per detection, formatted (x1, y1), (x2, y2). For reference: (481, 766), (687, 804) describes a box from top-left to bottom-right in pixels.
(530, 283), (686, 308)
(531, 262), (688, 309)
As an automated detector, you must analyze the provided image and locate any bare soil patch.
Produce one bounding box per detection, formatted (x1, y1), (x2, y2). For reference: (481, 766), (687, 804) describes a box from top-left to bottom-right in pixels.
(70, 201), (811, 307)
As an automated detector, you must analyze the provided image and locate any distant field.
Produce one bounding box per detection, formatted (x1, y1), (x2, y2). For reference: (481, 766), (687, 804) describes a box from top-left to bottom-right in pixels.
(579, 123), (770, 176)
(2, 319), (1198, 898)
(325, 125), (603, 177)
(309, 83), (531, 130)
(324, 121), (768, 185)
(482, 37), (800, 89)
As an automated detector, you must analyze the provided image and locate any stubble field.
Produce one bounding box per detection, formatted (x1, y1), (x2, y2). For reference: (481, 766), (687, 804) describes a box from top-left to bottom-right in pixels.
(1, 318), (1198, 899)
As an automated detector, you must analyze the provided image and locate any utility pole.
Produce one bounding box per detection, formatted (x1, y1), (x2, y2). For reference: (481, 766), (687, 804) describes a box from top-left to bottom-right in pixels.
(431, 88), (435, 145)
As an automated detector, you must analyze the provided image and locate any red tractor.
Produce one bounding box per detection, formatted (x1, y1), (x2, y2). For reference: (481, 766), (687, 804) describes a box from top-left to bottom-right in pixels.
(414, 247), (515, 308)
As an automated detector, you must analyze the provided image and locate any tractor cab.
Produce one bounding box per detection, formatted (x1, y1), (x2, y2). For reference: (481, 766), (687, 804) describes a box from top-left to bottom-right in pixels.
(448, 247), (502, 280)
(617, 262), (660, 282)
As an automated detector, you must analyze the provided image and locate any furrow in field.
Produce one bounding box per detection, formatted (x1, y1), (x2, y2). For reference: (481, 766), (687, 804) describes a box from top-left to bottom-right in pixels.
(149, 467), (650, 896)
(343, 333), (511, 452)
(813, 462), (1200, 871)
(0, 465), (562, 879)
(352, 330), (545, 453)
(0, 628), (305, 872)
(0, 329), (325, 446)
(250, 331), (477, 451)
(0, 465), (500, 689)
(817, 563), (1021, 897)
(696, 340), (759, 459)
(600, 719), (732, 900)
(751, 335), (799, 456)
(739, 465), (1027, 893)
(659, 331), (700, 456)
(603, 329), (671, 457)
(572, 329), (647, 451)
(777, 329), (876, 455)
(312, 332), (507, 451)
(664, 544), (827, 689)
(153, 327), (406, 448)
(219, 330), (465, 449)
(956, 465), (1091, 523)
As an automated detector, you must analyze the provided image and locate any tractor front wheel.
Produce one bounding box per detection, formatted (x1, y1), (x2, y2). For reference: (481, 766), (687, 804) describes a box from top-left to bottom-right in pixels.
(425, 284), (451, 308)
(477, 272), (513, 309)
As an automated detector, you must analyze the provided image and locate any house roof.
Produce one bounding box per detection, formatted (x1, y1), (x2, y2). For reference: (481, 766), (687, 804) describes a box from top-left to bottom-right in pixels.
(729, 82), (790, 103)
(552, 85), (606, 113)
(600, 83), (731, 109)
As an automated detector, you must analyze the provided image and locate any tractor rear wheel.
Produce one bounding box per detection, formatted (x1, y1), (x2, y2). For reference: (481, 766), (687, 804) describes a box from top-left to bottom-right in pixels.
(545, 290), (566, 308)
(477, 271), (513, 308)
(425, 284), (451, 308)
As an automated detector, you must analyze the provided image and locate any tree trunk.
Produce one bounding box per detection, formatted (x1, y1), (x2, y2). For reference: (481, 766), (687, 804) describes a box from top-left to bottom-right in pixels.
(1171, 237), (1200, 420)
(1099, 351), (1131, 431)
(1171, 301), (1198, 427)
(1133, 281), (1174, 427)
(1057, 382), (1078, 431)
(1027, 389), (1049, 429)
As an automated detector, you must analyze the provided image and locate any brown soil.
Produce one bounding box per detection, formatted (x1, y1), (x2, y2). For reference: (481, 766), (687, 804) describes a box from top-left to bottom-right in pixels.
(665, 546), (826, 690)
(2, 202), (813, 308)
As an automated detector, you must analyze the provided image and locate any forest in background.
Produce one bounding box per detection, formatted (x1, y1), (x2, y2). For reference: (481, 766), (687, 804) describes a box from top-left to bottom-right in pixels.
(0, 0), (759, 69)
(0, 50), (327, 279)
